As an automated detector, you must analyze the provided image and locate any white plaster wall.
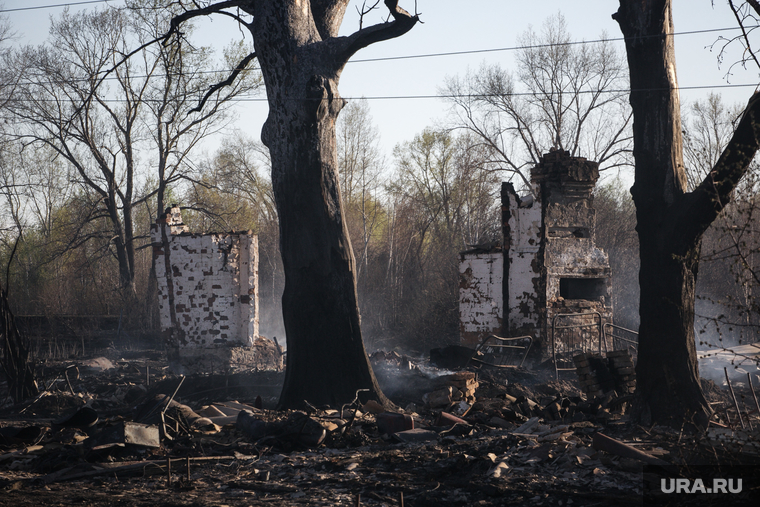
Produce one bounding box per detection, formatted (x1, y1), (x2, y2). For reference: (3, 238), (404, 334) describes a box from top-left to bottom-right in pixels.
(512, 205), (542, 253)
(459, 252), (504, 344)
(507, 252), (540, 332)
(507, 204), (542, 335)
(152, 225), (259, 349)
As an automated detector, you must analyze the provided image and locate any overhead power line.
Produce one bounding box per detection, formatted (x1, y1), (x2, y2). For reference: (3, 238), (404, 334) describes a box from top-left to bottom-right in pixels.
(8, 82), (759, 104)
(351, 26), (753, 64)
(13, 23), (757, 87)
(0, 0), (116, 13)
(0, 0), (753, 64)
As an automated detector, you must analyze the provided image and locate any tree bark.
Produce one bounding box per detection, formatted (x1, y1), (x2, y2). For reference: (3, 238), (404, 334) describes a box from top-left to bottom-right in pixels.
(614, 0), (760, 429)
(168, 1), (415, 408)
(242, 1), (417, 408)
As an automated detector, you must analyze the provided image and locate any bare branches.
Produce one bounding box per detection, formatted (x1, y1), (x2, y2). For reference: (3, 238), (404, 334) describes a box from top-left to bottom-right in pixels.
(190, 51), (256, 113)
(709, 1), (760, 81)
(727, 0), (760, 72)
(357, 1), (381, 30)
(747, 0), (760, 17)
(684, 91), (760, 242)
(168, 1), (250, 34)
(441, 15), (631, 189)
(339, 0), (419, 63)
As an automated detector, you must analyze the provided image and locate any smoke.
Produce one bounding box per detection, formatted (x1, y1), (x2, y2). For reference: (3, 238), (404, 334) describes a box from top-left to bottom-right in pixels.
(695, 298), (760, 386)
(258, 301), (286, 351)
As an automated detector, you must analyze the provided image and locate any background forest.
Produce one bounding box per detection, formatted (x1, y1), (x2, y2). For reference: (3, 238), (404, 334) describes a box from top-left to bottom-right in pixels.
(0, 5), (758, 358)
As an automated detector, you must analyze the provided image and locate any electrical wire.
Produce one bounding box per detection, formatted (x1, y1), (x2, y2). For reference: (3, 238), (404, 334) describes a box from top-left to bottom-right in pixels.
(0, 0), (116, 13)
(2, 2), (758, 104)
(5, 82), (758, 105)
(0, 1), (755, 67)
(11, 22), (758, 88)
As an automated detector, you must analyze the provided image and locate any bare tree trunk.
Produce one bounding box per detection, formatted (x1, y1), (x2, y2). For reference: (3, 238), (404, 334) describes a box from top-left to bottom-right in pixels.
(615, 0), (760, 429)
(245, 2), (416, 409)
(0, 284), (38, 403)
(167, 1), (416, 408)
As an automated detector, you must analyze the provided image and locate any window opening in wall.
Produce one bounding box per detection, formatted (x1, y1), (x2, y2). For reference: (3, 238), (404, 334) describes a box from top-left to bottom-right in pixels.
(559, 277), (607, 300)
(548, 227), (590, 238)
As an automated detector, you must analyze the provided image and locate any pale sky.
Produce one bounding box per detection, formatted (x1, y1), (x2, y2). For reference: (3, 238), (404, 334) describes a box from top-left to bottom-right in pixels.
(5, 0), (759, 163)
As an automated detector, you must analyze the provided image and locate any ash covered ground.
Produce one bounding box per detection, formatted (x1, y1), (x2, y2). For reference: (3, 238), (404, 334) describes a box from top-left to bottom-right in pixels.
(0, 347), (759, 506)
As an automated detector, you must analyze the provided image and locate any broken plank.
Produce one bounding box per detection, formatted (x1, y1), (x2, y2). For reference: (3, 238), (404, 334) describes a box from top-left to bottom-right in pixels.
(592, 432), (669, 466)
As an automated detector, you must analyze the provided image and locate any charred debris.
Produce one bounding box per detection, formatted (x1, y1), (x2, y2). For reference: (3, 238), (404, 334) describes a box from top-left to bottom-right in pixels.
(1, 153), (760, 505)
(0, 344), (759, 506)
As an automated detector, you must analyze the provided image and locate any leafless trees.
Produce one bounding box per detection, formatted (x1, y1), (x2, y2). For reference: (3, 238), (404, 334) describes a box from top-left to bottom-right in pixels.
(443, 14), (631, 188)
(376, 129), (500, 350)
(5, 3), (255, 303)
(0, 2), (257, 325)
(681, 94), (760, 346)
(337, 99), (386, 284)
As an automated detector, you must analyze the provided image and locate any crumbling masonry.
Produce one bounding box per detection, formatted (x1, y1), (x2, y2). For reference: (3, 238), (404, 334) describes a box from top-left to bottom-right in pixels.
(460, 150), (613, 355)
(152, 207), (281, 374)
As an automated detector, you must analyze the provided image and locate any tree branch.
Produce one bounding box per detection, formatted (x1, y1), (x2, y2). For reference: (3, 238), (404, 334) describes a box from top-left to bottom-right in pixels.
(189, 51), (257, 113)
(747, 0), (760, 17)
(169, 1), (251, 33)
(312, 0), (351, 39)
(338, 0), (419, 62)
(727, 0), (760, 72)
(683, 91), (760, 241)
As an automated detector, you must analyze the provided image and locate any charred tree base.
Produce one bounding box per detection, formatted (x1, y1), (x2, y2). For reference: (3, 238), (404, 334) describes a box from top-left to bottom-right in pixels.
(631, 384), (712, 433)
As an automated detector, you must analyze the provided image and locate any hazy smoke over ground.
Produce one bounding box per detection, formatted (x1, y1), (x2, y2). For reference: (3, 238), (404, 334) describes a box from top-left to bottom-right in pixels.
(695, 299), (760, 386)
(259, 303), (286, 351)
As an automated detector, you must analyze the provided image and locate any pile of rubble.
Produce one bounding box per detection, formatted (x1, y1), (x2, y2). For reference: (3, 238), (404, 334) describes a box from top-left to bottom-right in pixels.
(0, 349), (759, 506)
(573, 350), (636, 398)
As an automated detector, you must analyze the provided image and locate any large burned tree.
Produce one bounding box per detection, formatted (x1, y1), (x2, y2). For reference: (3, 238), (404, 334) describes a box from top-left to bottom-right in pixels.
(614, 0), (760, 428)
(168, 1), (418, 409)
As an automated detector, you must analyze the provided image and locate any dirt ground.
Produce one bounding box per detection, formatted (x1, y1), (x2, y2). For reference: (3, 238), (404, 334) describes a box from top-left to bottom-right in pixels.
(1, 349), (759, 506)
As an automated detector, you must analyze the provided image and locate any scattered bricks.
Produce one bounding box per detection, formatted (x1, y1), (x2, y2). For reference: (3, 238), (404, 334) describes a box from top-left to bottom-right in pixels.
(573, 353), (590, 368)
(607, 352), (634, 371)
(609, 355), (634, 366)
(575, 350), (637, 398)
(606, 349), (636, 394)
(437, 372), (478, 402)
(422, 387), (453, 408)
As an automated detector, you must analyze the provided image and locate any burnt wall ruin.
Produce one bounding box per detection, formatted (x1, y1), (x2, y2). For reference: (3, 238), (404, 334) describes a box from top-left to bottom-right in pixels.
(459, 150), (613, 354)
(152, 207), (281, 374)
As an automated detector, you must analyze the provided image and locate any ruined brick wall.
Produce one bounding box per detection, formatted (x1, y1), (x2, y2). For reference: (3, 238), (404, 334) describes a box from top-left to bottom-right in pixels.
(501, 150), (612, 353)
(536, 151), (612, 344)
(458, 151), (613, 353)
(459, 251), (504, 346)
(151, 208), (259, 349)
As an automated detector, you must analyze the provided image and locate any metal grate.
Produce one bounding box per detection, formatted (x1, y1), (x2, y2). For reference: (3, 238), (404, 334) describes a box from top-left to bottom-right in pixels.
(602, 323), (639, 364)
(468, 334), (533, 369)
(551, 311), (604, 379)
